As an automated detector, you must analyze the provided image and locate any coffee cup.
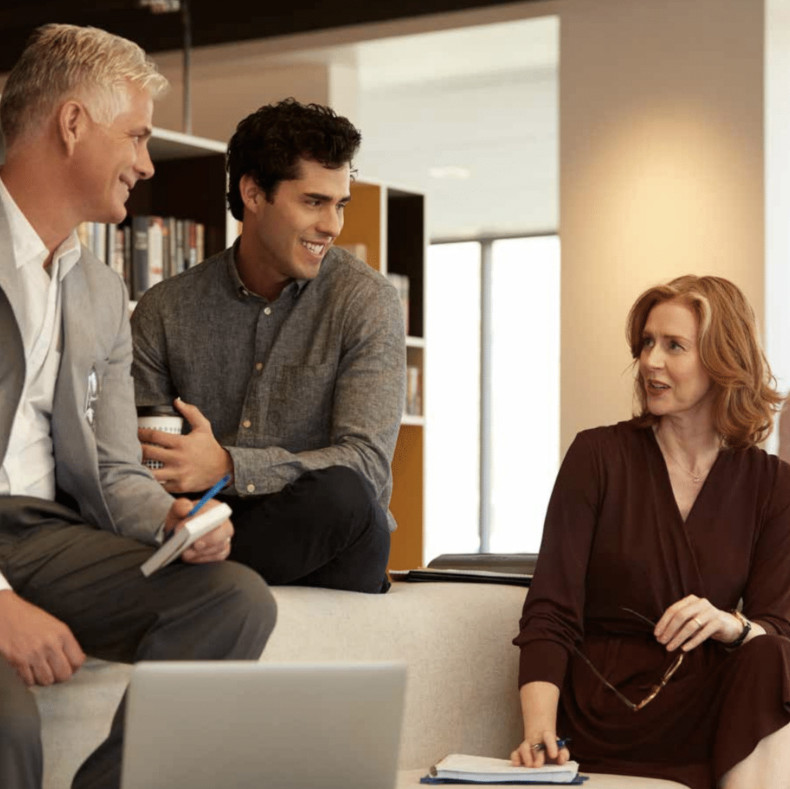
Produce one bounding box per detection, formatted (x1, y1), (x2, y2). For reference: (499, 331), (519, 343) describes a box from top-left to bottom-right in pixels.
(137, 404), (183, 470)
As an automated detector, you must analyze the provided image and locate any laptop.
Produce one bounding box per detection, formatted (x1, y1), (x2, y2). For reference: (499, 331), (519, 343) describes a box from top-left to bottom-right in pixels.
(120, 661), (407, 789)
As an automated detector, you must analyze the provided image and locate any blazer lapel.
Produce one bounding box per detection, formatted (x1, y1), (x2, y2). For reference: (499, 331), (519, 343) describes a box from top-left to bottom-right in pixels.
(54, 258), (94, 435)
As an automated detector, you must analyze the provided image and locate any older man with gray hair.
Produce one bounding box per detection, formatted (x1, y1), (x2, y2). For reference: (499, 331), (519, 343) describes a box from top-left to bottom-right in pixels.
(0, 23), (276, 789)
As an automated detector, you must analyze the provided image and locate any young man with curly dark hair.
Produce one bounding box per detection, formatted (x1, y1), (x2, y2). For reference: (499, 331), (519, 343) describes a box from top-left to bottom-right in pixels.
(132, 99), (406, 594)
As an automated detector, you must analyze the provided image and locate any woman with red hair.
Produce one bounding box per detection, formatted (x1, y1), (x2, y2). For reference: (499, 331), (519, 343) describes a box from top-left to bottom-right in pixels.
(512, 275), (790, 789)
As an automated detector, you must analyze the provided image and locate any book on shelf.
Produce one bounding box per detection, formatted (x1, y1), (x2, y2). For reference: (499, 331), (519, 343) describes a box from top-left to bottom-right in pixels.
(108, 226), (126, 281)
(173, 218), (185, 277)
(130, 215), (149, 301)
(92, 222), (107, 264)
(195, 221), (205, 266)
(160, 217), (172, 280)
(76, 221), (110, 265)
(76, 215), (207, 299)
(406, 365), (422, 416)
(421, 754), (584, 785)
(187, 220), (199, 269)
(386, 272), (410, 335)
(147, 216), (165, 291)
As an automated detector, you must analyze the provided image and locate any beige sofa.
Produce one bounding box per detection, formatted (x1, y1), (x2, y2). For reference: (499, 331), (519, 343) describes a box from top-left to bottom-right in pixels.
(34, 581), (687, 788)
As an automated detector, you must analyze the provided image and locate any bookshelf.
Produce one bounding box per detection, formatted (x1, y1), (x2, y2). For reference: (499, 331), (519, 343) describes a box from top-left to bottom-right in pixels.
(340, 179), (426, 571)
(131, 128), (235, 251)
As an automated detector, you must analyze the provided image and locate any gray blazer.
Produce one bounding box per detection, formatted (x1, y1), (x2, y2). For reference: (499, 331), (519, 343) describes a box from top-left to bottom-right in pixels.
(0, 205), (172, 543)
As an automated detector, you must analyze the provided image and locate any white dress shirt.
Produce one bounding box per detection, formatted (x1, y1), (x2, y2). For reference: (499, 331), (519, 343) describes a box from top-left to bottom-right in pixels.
(0, 175), (80, 591)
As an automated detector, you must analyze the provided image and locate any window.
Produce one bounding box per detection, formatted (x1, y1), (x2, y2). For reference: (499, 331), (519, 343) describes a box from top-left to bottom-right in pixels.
(425, 235), (560, 561)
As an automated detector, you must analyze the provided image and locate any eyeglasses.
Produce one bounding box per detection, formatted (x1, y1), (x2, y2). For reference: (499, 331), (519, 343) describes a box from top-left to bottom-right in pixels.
(573, 607), (685, 712)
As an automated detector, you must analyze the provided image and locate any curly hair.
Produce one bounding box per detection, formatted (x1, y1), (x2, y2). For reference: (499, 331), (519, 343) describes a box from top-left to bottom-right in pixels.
(226, 98), (362, 220)
(625, 275), (784, 449)
(0, 23), (167, 147)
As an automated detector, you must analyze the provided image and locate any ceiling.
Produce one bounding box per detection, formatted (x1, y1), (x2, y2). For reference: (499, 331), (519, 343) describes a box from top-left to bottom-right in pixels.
(351, 17), (559, 239)
(0, 0), (544, 75)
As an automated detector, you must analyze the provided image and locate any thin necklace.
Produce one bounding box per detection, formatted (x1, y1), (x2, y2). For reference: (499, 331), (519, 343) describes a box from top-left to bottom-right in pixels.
(656, 428), (718, 484)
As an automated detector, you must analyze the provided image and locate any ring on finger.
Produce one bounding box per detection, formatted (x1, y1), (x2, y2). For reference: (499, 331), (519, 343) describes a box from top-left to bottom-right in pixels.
(693, 617), (703, 629)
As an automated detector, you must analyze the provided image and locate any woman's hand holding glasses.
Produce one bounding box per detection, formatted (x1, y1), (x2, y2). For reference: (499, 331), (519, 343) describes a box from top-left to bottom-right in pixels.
(654, 594), (749, 652)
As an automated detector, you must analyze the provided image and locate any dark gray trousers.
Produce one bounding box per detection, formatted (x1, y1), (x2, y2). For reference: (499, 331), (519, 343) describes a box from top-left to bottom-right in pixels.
(0, 497), (277, 789)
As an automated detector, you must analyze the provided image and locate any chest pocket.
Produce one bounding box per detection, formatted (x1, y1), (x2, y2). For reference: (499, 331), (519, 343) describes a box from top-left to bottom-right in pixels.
(266, 363), (335, 446)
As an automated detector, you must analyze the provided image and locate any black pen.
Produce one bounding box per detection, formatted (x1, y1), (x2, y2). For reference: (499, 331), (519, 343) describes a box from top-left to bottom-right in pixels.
(530, 737), (572, 753)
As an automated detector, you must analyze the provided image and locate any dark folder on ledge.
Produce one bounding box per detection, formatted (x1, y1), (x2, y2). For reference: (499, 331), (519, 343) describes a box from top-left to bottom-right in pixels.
(429, 553), (538, 574)
(390, 554), (537, 588)
(389, 568), (532, 587)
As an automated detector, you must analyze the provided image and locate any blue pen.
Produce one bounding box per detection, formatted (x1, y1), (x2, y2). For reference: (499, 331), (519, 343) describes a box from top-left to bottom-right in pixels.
(530, 737), (572, 753)
(186, 474), (231, 518)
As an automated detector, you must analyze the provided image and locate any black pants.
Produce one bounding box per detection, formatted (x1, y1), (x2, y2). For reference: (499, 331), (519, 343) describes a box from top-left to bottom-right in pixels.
(0, 496), (277, 789)
(223, 466), (391, 594)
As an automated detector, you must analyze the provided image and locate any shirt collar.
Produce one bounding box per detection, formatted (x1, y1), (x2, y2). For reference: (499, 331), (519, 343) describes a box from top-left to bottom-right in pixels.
(227, 239), (310, 302)
(0, 175), (81, 281)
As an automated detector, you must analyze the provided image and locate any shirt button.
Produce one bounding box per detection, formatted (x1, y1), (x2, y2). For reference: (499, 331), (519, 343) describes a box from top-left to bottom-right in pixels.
(264, 307), (272, 315)
(242, 419), (251, 428)
(255, 362), (263, 372)
(246, 483), (256, 493)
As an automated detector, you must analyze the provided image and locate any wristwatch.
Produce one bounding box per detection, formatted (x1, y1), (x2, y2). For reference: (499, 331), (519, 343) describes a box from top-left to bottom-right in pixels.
(728, 609), (752, 648)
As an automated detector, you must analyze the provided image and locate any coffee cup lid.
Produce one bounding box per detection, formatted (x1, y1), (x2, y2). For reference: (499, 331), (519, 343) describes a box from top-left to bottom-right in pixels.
(137, 404), (179, 417)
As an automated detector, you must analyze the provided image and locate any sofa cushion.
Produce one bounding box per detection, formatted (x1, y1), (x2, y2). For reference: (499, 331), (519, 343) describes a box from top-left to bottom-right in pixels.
(33, 581), (688, 789)
(262, 581), (527, 770)
(35, 656), (130, 787)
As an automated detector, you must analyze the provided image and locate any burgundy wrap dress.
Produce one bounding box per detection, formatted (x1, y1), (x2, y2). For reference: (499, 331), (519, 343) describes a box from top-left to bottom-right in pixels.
(514, 420), (790, 789)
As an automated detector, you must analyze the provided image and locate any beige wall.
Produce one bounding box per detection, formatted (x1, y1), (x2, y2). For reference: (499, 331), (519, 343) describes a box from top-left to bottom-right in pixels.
(152, 57), (344, 142)
(559, 0), (765, 451)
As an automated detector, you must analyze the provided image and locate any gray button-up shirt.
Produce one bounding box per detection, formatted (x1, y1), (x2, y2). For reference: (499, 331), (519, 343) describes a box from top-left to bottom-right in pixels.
(131, 242), (406, 529)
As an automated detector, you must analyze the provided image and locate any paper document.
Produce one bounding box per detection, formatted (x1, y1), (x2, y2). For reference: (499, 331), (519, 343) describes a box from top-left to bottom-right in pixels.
(424, 754), (584, 784)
